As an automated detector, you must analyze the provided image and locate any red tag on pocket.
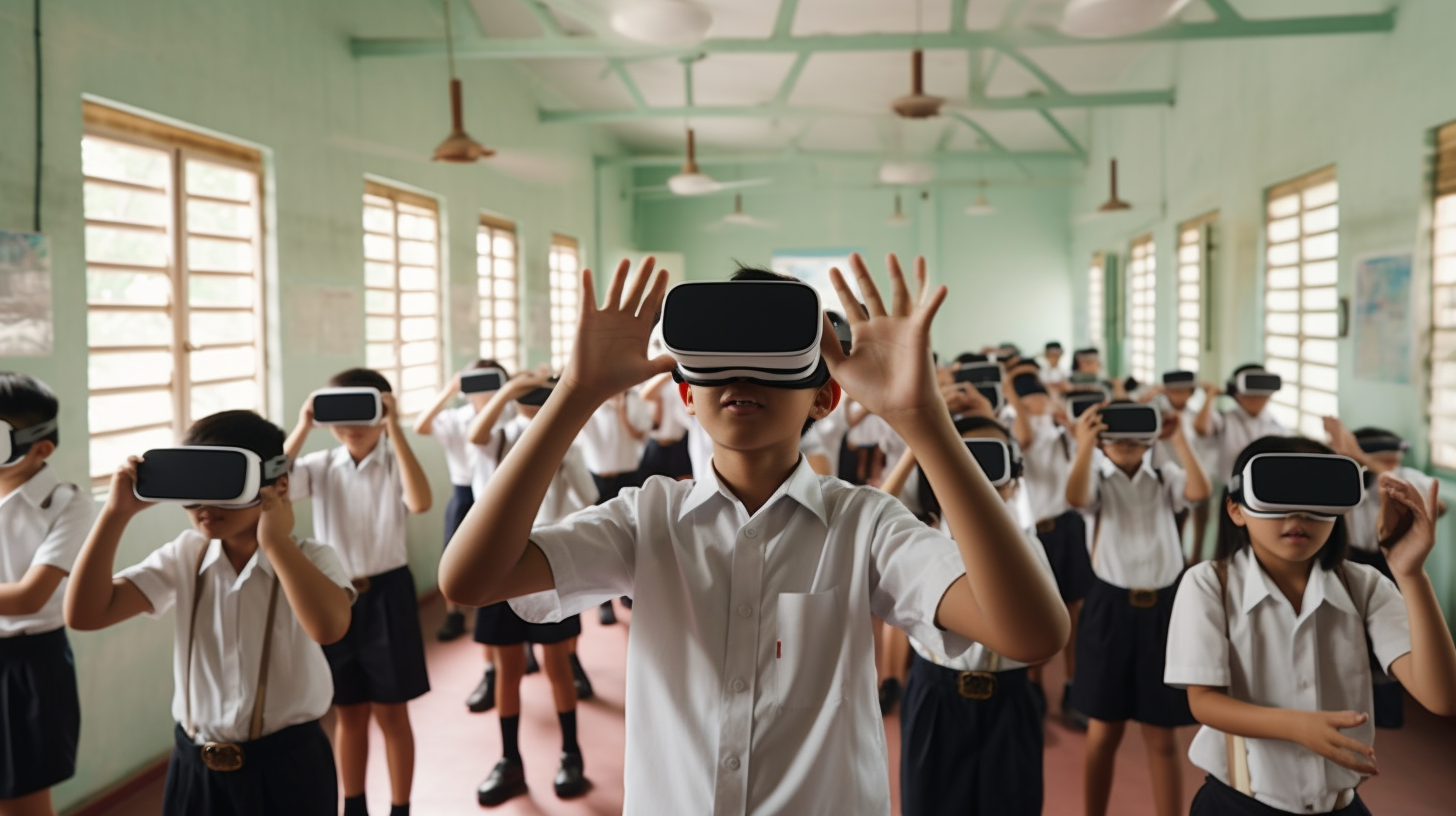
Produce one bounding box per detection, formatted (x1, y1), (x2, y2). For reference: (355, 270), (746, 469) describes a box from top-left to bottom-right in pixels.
(776, 640), (782, 659)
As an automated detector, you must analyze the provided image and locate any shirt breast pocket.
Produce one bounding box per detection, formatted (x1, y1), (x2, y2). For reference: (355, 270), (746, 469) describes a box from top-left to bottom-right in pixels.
(775, 588), (845, 710)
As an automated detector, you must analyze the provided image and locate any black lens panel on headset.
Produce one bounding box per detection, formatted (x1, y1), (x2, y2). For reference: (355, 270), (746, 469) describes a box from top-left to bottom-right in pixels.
(460, 369), (505, 394)
(975, 382), (1005, 412)
(1069, 393), (1103, 419)
(1247, 454), (1363, 511)
(516, 386), (553, 406)
(136, 449), (252, 503)
(662, 282), (820, 354)
(1162, 370), (1196, 387)
(312, 390), (381, 424)
(1238, 372), (1283, 395)
(965, 439), (1011, 486)
(954, 362), (1002, 385)
(1099, 404), (1160, 439)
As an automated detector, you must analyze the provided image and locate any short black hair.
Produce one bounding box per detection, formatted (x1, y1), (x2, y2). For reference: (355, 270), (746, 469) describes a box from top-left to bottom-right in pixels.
(1226, 362), (1267, 396)
(1215, 435), (1349, 571)
(1352, 426), (1398, 441)
(1073, 347), (1099, 359)
(184, 411), (287, 482)
(0, 372), (60, 446)
(1045, 342), (1063, 351)
(329, 367), (392, 392)
(471, 358), (511, 378)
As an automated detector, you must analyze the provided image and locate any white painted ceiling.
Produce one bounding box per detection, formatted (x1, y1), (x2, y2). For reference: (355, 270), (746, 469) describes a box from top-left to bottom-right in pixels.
(449, 0), (1393, 156)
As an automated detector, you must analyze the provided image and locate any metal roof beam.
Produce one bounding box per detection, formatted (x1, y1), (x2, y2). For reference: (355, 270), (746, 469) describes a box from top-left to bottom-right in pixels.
(971, 87), (1174, 109)
(1037, 109), (1086, 159)
(603, 150), (1080, 168)
(773, 52), (811, 105)
(608, 60), (648, 108)
(773, 0), (801, 39)
(518, 0), (567, 38)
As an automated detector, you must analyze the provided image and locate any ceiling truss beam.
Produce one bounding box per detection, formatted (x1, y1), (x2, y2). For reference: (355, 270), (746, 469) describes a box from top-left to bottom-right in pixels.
(773, 0), (801, 39)
(773, 52), (812, 105)
(517, 0), (566, 38)
(608, 60), (648, 109)
(1036, 110), (1086, 159)
(600, 150), (1080, 168)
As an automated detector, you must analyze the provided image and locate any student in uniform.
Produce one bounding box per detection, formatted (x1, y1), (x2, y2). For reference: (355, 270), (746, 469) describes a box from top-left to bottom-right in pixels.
(1043, 342), (1069, 393)
(65, 410), (355, 816)
(637, 370), (694, 481)
(1166, 436), (1456, 815)
(465, 370), (597, 804)
(415, 360), (511, 641)
(1196, 363), (1289, 481)
(577, 386), (652, 625)
(438, 254), (1069, 814)
(0, 374), (93, 816)
(1148, 374), (1220, 563)
(882, 415), (1056, 816)
(285, 369), (433, 816)
(1066, 400), (1211, 816)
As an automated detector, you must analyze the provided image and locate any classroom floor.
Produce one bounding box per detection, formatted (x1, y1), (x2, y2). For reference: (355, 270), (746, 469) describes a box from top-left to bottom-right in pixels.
(90, 596), (1455, 816)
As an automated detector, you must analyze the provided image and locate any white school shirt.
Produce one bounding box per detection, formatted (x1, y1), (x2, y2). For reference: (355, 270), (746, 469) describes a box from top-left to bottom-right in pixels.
(909, 517), (1053, 673)
(579, 391), (653, 476)
(1151, 396), (1219, 479)
(651, 379), (691, 444)
(511, 457), (976, 816)
(1022, 416), (1074, 523)
(118, 531), (356, 743)
(476, 415), (598, 525)
(1166, 548), (1411, 814)
(1345, 466), (1433, 553)
(845, 404), (883, 448)
(805, 400), (850, 476)
(1085, 452), (1190, 589)
(290, 442), (409, 579)
(0, 466), (95, 636)
(1205, 405), (1288, 483)
(1041, 363), (1068, 387)
(428, 404), (480, 487)
(688, 417), (716, 485)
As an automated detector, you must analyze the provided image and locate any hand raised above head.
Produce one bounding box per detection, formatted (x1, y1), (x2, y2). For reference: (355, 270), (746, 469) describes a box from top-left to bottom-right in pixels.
(558, 257), (676, 404)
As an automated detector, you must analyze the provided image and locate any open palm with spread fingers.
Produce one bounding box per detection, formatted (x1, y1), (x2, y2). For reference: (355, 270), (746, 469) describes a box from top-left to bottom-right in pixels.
(559, 257), (676, 403)
(820, 253), (946, 425)
(1379, 473), (1439, 579)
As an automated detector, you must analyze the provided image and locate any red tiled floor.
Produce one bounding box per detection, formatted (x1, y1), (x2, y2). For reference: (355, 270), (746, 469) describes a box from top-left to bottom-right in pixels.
(81, 595), (1456, 815)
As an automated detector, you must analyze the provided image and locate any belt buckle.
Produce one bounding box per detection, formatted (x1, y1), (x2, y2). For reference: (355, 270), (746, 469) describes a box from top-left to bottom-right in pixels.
(1129, 588), (1157, 609)
(1035, 518), (1056, 534)
(200, 742), (245, 772)
(352, 577), (372, 594)
(957, 671), (997, 701)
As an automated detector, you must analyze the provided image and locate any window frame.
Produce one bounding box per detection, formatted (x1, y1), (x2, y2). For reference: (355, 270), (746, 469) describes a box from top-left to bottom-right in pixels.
(82, 104), (267, 486)
(1176, 212), (1218, 374)
(1428, 123), (1456, 473)
(363, 181), (444, 418)
(477, 214), (521, 372)
(1126, 234), (1157, 384)
(1088, 252), (1106, 353)
(548, 234), (581, 371)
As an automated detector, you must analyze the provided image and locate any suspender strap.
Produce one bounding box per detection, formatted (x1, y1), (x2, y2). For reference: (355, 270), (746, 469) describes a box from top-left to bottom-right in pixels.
(183, 543), (211, 741)
(249, 579), (282, 741)
(1212, 559), (1254, 796)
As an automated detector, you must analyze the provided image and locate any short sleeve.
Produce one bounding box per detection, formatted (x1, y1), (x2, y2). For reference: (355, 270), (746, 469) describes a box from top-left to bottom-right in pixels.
(431, 407), (466, 449)
(30, 486), (96, 574)
(298, 538), (359, 604)
(509, 488), (642, 624)
(865, 494), (973, 659)
(1203, 408), (1226, 437)
(1354, 567), (1412, 673)
(289, 450), (328, 501)
(116, 533), (195, 619)
(1164, 561), (1231, 688)
(1161, 461), (1191, 512)
(561, 445), (600, 510)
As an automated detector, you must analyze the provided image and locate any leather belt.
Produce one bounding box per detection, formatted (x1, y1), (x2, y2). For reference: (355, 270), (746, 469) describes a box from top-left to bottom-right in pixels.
(1035, 517), (1057, 534)
(957, 671), (998, 700)
(352, 577), (372, 594)
(1128, 588), (1158, 608)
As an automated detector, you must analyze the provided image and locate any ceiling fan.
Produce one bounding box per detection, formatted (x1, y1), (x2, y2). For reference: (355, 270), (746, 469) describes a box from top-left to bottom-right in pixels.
(1060, 0), (1195, 38)
(667, 129), (773, 196)
(705, 194), (777, 231)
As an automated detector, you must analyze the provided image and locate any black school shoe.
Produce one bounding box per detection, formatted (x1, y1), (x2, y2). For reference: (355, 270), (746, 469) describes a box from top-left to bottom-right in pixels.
(466, 667), (496, 713)
(598, 600), (618, 626)
(878, 678), (902, 716)
(478, 757), (527, 806)
(554, 752), (589, 798)
(570, 653), (594, 701)
(524, 644), (540, 675)
(436, 610), (466, 641)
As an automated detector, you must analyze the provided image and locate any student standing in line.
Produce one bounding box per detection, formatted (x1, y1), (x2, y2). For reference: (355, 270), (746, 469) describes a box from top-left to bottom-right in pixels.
(0, 374), (93, 816)
(1066, 401), (1211, 816)
(1195, 363), (1289, 481)
(285, 369), (434, 816)
(465, 371), (597, 805)
(1042, 342), (1069, 393)
(1166, 436), (1456, 815)
(415, 360), (512, 642)
(637, 370), (694, 481)
(439, 255), (1068, 814)
(1148, 375), (1221, 563)
(66, 410), (354, 816)
(882, 415), (1056, 816)
(577, 386), (652, 625)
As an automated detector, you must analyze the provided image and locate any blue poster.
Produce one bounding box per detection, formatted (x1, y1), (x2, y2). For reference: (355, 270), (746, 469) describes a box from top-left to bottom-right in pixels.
(1353, 252), (1413, 384)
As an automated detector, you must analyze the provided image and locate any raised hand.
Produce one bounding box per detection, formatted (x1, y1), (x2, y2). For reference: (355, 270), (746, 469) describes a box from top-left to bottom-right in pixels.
(105, 456), (156, 518)
(819, 253), (946, 426)
(1379, 474), (1439, 579)
(1294, 710), (1378, 775)
(1074, 405), (1107, 447)
(256, 482), (296, 546)
(558, 257), (675, 404)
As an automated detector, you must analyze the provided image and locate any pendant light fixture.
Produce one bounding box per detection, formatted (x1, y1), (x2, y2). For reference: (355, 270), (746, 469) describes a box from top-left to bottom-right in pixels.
(887, 194), (910, 226)
(892, 0), (944, 119)
(668, 129), (719, 196)
(1098, 158), (1132, 212)
(433, 0), (493, 163)
(965, 181), (996, 216)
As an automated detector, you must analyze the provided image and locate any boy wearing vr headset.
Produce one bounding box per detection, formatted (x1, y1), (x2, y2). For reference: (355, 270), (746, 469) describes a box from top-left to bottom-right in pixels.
(0, 373), (92, 816)
(881, 416), (1056, 816)
(1149, 372), (1221, 563)
(1066, 399), (1212, 816)
(285, 368), (433, 816)
(65, 410), (355, 816)
(1167, 436), (1456, 815)
(439, 254), (1068, 815)
(1196, 363), (1289, 481)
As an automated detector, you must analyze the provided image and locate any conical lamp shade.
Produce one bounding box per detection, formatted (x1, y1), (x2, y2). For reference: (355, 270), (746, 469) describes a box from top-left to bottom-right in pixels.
(965, 192), (996, 216)
(434, 79), (494, 163)
(1098, 158), (1131, 212)
(892, 49), (945, 119)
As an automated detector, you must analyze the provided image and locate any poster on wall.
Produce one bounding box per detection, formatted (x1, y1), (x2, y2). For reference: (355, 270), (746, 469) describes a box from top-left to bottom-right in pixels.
(771, 248), (862, 310)
(0, 231), (54, 356)
(1352, 250), (1414, 384)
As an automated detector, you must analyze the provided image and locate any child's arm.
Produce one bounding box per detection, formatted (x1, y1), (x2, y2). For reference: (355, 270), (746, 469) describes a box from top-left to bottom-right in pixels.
(413, 373), (462, 437)
(380, 392), (432, 514)
(879, 449), (919, 499)
(0, 491), (91, 615)
(1002, 371), (1034, 449)
(1186, 687), (1379, 775)
(639, 372), (672, 429)
(1168, 418), (1212, 502)
(1064, 408), (1104, 509)
(64, 460), (158, 630)
(1194, 381), (1221, 437)
(283, 399), (314, 462)
(821, 254), (1067, 664)
(0, 566), (66, 616)
(468, 372), (548, 445)
(256, 482), (352, 645)
(440, 258), (676, 607)
(1378, 476), (1456, 715)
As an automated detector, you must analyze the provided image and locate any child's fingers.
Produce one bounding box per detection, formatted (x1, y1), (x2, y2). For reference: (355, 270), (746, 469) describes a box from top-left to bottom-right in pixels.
(581, 269), (598, 315)
(913, 256), (928, 305)
(602, 258), (632, 310)
(621, 256), (656, 311)
(851, 253), (887, 317)
(886, 254), (911, 317)
(916, 284), (947, 327)
(639, 268), (670, 321)
(827, 267), (863, 324)
(818, 314), (849, 370)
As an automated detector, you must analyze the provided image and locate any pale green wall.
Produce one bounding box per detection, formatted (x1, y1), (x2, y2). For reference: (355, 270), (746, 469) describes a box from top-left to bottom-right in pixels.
(0, 0), (631, 809)
(633, 156), (1080, 358)
(1069, 0), (1456, 619)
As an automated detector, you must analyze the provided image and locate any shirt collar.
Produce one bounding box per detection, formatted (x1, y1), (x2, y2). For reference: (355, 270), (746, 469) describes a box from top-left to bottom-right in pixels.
(333, 440), (386, 470)
(197, 538), (276, 585)
(677, 455), (828, 525)
(12, 464), (60, 507)
(1236, 547), (1357, 617)
(1096, 449), (1157, 481)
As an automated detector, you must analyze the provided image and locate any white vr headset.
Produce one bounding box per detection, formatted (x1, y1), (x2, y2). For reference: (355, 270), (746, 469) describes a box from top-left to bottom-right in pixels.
(1232, 371), (1283, 397)
(1229, 452), (1364, 520)
(0, 418), (58, 467)
(461, 368), (508, 395)
(311, 387), (383, 426)
(664, 280), (831, 389)
(1098, 403), (1162, 442)
(133, 446), (292, 509)
(964, 437), (1023, 488)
